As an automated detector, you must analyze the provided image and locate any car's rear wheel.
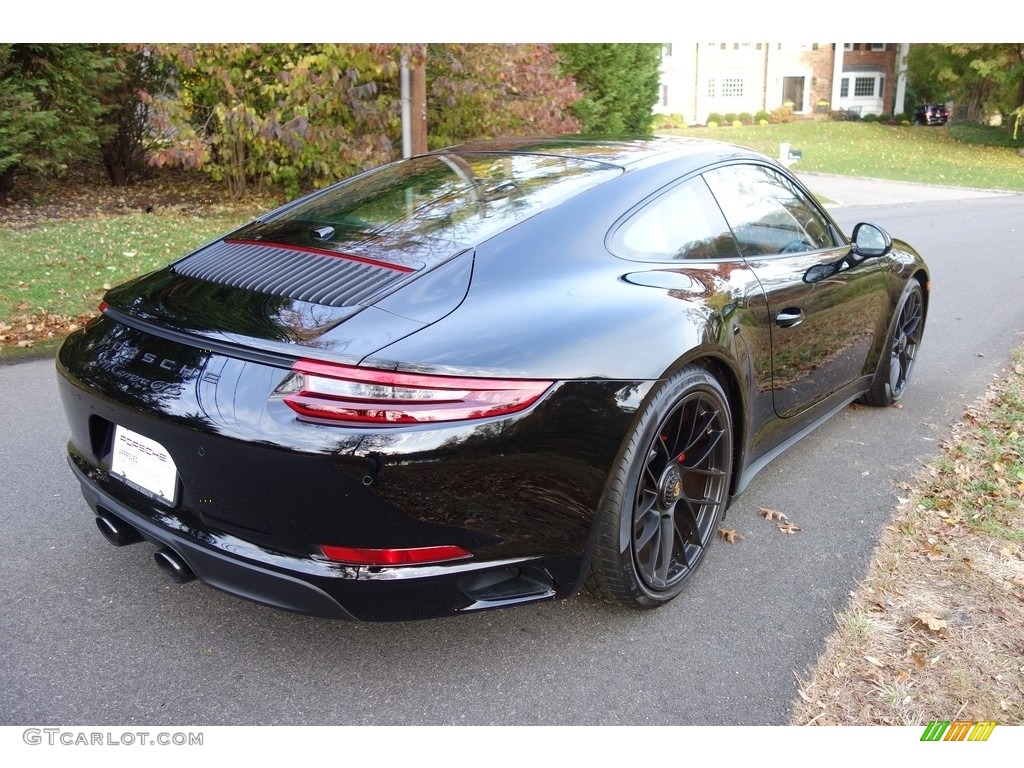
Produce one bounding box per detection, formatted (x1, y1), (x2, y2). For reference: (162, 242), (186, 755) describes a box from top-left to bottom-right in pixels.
(588, 366), (733, 609)
(862, 281), (925, 407)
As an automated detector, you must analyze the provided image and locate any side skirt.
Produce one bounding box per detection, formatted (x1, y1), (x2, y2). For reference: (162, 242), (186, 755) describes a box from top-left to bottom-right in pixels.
(731, 382), (869, 498)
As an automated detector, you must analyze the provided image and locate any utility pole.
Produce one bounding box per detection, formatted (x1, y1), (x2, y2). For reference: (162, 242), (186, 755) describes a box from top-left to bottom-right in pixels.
(411, 48), (427, 156)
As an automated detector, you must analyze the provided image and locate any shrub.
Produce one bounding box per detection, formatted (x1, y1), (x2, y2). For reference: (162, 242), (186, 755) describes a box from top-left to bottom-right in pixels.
(653, 113), (689, 130)
(722, 112), (738, 123)
(769, 104), (795, 124)
(738, 112), (754, 125)
(706, 120), (719, 128)
(758, 118), (769, 126)
(830, 109), (861, 122)
(754, 109), (771, 123)
(731, 120), (743, 128)
(863, 114), (879, 123)
(706, 112), (724, 125)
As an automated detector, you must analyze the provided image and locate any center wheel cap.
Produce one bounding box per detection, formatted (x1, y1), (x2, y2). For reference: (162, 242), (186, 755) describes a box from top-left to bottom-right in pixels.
(659, 465), (684, 507)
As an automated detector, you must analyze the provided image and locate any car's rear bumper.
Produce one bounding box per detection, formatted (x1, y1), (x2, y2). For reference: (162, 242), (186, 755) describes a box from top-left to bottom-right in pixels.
(68, 451), (580, 621)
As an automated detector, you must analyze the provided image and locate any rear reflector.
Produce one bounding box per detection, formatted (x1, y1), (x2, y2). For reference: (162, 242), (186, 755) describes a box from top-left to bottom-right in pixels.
(278, 360), (552, 425)
(320, 544), (472, 566)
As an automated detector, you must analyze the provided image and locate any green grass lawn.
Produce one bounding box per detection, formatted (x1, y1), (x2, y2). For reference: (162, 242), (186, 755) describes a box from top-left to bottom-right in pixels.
(0, 210), (257, 324)
(660, 122), (1024, 190)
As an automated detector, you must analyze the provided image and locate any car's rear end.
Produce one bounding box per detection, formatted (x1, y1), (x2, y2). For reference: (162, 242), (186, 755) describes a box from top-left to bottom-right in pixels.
(56, 147), (636, 620)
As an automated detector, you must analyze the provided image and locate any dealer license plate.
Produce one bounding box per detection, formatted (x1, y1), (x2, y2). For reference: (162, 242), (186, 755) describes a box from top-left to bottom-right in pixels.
(110, 425), (178, 505)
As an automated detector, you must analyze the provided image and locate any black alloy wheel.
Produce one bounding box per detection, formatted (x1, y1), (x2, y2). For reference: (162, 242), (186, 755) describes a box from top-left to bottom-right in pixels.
(589, 366), (733, 608)
(863, 281), (925, 407)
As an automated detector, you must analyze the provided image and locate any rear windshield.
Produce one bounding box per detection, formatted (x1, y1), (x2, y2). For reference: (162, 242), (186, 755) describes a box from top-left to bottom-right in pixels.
(263, 152), (621, 268)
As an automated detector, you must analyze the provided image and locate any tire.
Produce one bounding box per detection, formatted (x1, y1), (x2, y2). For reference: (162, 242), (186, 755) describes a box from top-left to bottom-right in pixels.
(861, 281), (925, 407)
(588, 366), (733, 609)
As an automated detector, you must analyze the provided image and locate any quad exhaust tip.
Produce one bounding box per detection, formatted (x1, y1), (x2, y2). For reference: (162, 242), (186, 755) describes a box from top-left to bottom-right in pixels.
(95, 511), (144, 547)
(154, 547), (196, 584)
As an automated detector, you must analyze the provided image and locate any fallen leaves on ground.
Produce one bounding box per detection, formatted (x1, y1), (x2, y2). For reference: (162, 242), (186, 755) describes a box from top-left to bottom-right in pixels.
(759, 506), (801, 534)
(718, 528), (742, 544)
(913, 611), (948, 634)
(0, 311), (95, 347)
(759, 507), (789, 522)
(0, 165), (271, 231)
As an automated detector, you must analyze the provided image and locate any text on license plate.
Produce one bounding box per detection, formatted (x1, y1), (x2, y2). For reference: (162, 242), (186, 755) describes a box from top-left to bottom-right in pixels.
(110, 425), (178, 505)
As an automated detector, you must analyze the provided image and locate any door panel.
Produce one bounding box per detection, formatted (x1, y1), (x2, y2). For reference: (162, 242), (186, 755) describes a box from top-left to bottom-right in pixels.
(704, 163), (885, 417)
(738, 248), (884, 417)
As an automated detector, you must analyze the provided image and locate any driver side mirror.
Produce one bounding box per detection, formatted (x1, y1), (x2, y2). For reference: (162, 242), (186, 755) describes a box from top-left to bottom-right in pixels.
(851, 222), (892, 258)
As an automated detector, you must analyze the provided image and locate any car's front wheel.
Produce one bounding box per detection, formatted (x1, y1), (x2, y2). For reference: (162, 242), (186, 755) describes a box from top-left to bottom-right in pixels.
(588, 366), (733, 609)
(862, 280), (925, 407)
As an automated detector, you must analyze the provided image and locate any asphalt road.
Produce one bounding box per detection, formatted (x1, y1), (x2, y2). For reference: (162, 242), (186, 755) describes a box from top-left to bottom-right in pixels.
(3, 186), (1023, 726)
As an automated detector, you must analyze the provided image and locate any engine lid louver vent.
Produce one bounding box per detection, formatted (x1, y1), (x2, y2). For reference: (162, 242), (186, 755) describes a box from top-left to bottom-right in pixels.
(171, 240), (411, 308)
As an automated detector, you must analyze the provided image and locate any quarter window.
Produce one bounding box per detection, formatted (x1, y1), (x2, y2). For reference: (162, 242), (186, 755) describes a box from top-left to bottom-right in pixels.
(612, 177), (738, 261)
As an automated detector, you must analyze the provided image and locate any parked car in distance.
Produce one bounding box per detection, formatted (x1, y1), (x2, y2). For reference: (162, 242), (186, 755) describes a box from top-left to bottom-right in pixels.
(56, 136), (930, 621)
(915, 103), (949, 125)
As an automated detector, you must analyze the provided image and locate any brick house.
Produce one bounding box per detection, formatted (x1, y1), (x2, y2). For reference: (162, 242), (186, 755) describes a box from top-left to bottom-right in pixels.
(656, 43), (909, 123)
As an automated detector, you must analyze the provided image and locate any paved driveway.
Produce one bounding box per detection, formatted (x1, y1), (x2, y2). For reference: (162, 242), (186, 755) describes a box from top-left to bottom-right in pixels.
(798, 171), (1015, 207)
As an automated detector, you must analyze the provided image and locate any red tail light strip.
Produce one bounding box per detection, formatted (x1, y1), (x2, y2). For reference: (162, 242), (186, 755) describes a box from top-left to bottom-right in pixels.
(320, 544), (472, 566)
(281, 360), (553, 425)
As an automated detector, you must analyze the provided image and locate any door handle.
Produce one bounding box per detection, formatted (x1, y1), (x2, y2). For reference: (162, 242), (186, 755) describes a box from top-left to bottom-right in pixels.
(775, 309), (804, 328)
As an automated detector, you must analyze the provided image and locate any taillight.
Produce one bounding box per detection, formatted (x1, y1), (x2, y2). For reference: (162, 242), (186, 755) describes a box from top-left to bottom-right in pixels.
(277, 359), (552, 425)
(319, 544), (472, 566)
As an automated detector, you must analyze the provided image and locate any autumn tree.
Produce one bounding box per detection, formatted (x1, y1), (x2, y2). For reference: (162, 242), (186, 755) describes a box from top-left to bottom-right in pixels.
(554, 43), (662, 135)
(147, 44), (401, 198)
(426, 44), (581, 148)
(908, 43), (1024, 127)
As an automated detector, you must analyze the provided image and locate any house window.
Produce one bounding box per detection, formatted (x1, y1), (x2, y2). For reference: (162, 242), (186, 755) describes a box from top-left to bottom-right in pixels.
(840, 78), (849, 97)
(720, 43), (727, 50)
(756, 43), (763, 50)
(854, 77), (875, 97)
(869, 43), (886, 51)
(707, 79), (716, 97)
(662, 44), (672, 58)
(722, 78), (744, 98)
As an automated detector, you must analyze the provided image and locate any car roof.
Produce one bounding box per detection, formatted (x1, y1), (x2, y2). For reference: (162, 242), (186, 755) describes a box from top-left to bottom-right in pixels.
(434, 136), (760, 172)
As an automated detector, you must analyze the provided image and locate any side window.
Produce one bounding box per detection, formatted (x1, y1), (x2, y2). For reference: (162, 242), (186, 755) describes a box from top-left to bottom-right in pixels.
(703, 164), (837, 257)
(612, 177), (739, 261)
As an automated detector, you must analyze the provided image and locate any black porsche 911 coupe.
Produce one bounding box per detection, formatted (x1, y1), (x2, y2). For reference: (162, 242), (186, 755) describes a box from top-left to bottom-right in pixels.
(57, 137), (928, 621)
